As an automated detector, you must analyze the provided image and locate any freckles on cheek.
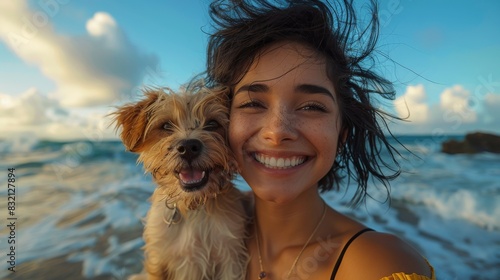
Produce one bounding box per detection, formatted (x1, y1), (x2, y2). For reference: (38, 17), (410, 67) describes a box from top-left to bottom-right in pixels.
(311, 121), (339, 148)
(228, 114), (245, 154)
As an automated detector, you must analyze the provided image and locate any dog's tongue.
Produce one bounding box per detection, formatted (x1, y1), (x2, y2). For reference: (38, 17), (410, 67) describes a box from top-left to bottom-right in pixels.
(179, 168), (205, 184)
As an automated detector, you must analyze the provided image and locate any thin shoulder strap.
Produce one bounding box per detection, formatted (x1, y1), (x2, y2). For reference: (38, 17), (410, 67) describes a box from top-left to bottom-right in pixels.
(330, 228), (374, 280)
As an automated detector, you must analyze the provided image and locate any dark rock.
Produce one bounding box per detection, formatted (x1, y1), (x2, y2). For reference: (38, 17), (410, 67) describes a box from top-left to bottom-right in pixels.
(442, 132), (500, 154)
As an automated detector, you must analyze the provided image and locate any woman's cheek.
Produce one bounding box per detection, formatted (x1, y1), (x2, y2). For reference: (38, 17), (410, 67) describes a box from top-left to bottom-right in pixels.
(228, 112), (247, 155)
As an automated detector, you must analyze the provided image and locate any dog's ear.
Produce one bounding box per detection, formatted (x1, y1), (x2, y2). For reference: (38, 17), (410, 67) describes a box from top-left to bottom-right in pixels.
(112, 91), (160, 152)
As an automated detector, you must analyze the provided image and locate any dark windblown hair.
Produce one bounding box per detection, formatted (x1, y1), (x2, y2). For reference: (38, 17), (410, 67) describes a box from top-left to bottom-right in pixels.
(205, 0), (403, 205)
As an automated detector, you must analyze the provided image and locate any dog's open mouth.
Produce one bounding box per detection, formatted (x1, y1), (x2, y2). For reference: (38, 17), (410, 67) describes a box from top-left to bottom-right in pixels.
(177, 167), (210, 192)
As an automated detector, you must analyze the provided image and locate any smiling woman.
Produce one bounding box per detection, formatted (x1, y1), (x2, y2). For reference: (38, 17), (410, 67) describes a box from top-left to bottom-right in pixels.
(206, 0), (436, 279)
(230, 42), (341, 204)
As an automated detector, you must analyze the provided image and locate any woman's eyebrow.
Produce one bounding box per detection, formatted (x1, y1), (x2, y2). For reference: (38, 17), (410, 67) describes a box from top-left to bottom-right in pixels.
(234, 83), (269, 96)
(296, 84), (335, 100)
(234, 83), (335, 101)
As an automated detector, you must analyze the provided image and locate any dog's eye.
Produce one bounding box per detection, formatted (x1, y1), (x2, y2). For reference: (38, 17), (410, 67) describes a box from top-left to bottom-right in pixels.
(163, 121), (174, 132)
(204, 120), (220, 131)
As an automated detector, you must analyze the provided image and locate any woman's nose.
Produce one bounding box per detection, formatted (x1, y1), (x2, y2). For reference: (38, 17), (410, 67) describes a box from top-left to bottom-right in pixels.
(260, 105), (298, 144)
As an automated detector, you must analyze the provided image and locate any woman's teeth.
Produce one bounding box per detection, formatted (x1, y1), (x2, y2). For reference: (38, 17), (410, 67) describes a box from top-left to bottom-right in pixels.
(254, 153), (306, 169)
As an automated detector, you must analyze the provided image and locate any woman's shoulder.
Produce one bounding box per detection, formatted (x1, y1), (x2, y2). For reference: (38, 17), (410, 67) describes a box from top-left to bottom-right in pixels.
(336, 230), (435, 279)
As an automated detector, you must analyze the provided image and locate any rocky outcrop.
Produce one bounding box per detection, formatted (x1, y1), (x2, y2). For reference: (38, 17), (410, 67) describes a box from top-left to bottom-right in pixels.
(442, 132), (500, 154)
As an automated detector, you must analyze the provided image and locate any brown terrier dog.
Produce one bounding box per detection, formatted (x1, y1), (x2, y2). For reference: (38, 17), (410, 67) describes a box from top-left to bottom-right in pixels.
(112, 83), (248, 280)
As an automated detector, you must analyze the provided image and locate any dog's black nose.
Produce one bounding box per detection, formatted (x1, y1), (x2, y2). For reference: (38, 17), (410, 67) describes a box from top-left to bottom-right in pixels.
(177, 139), (203, 160)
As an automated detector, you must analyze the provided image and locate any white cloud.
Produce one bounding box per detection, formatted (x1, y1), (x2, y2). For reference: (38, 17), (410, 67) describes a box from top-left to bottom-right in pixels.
(392, 84), (499, 134)
(0, 88), (61, 125)
(86, 12), (117, 37)
(0, 1), (158, 140)
(439, 85), (477, 123)
(394, 84), (430, 123)
(0, 89), (116, 141)
(0, 1), (157, 107)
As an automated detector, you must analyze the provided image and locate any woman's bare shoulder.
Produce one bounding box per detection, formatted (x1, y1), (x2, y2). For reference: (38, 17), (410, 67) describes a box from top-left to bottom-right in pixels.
(336, 230), (433, 279)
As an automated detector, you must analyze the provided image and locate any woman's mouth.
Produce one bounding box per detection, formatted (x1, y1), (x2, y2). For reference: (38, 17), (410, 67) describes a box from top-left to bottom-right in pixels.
(253, 153), (307, 169)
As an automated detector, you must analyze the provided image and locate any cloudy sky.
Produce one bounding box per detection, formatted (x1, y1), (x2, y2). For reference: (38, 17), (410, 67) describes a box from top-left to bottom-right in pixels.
(0, 0), (499, 141)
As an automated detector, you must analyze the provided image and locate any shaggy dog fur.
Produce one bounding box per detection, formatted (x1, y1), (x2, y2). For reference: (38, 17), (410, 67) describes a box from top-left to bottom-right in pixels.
(112, 84), (248, 280)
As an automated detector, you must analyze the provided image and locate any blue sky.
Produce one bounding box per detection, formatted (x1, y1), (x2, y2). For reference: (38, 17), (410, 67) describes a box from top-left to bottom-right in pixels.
(0, 0), (499, 141)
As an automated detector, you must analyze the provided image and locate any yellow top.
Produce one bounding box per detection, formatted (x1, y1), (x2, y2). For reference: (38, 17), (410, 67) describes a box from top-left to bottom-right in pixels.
(380, 272), (435, 280)
(380, 261), (436, 280)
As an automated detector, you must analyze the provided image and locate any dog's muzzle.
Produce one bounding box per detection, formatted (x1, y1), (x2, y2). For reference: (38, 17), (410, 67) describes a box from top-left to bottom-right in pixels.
(177, 167), (210, 192)
(177, 139), (203, 161)
(175, 139), (210, 192)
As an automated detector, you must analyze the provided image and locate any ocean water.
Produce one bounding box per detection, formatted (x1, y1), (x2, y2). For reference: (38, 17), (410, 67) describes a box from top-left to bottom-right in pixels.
(0, 135), (499, 279)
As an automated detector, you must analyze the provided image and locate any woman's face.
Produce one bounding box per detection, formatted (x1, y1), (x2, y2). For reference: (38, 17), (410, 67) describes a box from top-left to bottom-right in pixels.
(229, 42), (343, 203)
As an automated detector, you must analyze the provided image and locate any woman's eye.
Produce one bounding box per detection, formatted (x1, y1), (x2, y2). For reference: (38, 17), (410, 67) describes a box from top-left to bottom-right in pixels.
(237, 100), (265, 109)
(300, 103), (328, 112)
(204, 120), (220, 131)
